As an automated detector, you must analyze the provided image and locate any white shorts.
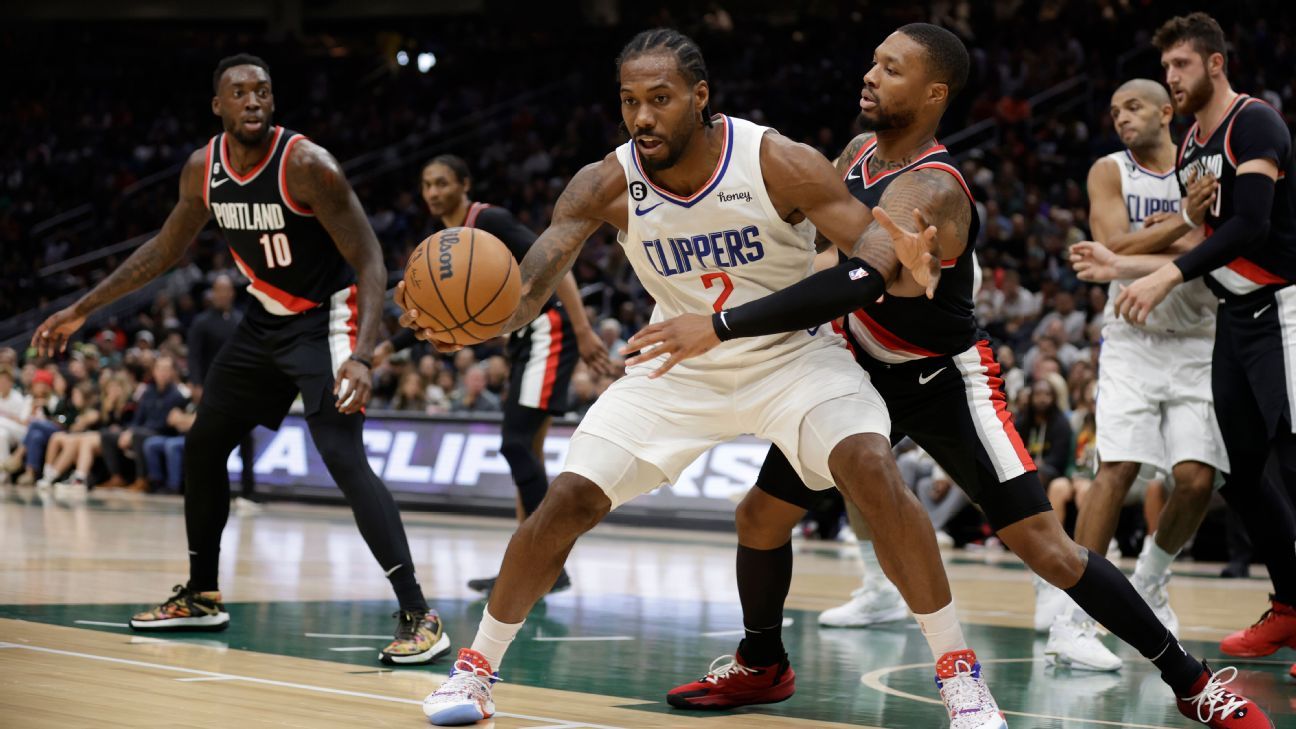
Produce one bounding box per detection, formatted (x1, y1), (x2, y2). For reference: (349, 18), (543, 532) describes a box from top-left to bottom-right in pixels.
(565, 343), (890, 509)
(1096, 330), (1229, 476)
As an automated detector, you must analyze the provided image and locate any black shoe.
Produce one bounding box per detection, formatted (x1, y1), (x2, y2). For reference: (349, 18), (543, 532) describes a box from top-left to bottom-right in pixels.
(467, 568), (571, 596)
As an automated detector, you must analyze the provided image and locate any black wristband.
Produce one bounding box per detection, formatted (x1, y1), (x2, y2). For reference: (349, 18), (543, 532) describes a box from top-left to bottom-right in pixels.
(348, 354), (373, 369)
(715, 257), (885, 340)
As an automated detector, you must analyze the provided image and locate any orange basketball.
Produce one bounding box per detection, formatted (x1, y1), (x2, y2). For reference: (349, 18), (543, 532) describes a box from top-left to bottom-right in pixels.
(402, 227), (521, 345)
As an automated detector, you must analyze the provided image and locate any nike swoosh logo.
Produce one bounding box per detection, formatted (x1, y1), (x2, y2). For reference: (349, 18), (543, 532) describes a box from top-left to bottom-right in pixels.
(634, 201), (663, 216)
(918, 367), (946, 385)
(846, 172), (861, 180)
(1254, 304), (1273, 319)
(211, 178), (229, 188)
(384, 564), (404, 577)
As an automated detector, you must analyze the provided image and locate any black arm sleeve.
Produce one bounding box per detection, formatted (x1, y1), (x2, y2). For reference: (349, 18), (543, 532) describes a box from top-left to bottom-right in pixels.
(474, 206), (538, 262)
(1173, 173), (1275, 281)
(388, 327), (418, 352)
(712, 258), (885, 341)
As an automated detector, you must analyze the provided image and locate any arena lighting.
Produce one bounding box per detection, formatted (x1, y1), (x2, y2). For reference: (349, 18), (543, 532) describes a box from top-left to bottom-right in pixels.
(417, 52), (436, 73)
(396, 50), (409, 66)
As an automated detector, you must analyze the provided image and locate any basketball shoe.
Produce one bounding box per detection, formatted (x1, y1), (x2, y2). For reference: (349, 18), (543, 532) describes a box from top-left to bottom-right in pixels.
(467, 567), (571, 596)
(1044, 614), (1123, 672)
(129, 584), (230, 631)
(1033, 575), (1071, 634)
(379, 609), (451, 665)
(423, 648), (498, 726)
(818, 576), (907, 627)
(1220, 597), (1296, 657)
(1176, 665), (1274, 727)
(1131, 569), (1179, 637)
(666, 651), (795, 709)
(935, 650), (1008, 728)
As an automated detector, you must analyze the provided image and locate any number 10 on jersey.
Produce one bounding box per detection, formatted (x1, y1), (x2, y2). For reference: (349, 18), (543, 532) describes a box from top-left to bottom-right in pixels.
(259, 232), (293, 268)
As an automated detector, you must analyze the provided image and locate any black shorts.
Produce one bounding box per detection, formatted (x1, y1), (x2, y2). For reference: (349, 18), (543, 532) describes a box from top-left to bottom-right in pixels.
(506, 306), (579, 415)
(1212, 288), (1296, 467)
(201, 290), (358, 429)
(755, 338), (1051, 531)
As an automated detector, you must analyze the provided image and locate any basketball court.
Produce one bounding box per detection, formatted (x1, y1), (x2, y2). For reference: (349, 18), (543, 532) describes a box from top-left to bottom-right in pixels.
(3, 489), (1292, 728)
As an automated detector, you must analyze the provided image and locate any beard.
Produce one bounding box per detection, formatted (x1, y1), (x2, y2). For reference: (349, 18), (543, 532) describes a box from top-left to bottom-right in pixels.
(857, 104), (916, 132)
(1174, 75), (1213, 115)
(636, 135), (689, 172)
(230, 120), (273, 146)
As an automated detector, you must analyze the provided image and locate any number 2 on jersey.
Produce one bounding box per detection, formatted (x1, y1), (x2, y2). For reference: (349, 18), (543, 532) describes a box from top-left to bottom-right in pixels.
(258, 232), (293, 268)
(701, 271), (733, 313)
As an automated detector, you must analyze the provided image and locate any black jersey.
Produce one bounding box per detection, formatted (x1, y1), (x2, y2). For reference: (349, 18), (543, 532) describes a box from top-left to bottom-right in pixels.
(463, 201), (557, 314)
(1176, 95), (1296, 298)
(841, 138), (981, 362)
(204, 126), (354, 316)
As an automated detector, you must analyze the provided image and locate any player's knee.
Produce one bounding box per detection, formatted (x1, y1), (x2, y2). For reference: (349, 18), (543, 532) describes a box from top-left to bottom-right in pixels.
(735, 488), (804, 548)
(1096, 461), (1140, 491)
(1000, 513), (1086, 586)
(1172, 463), (1215, 500)
(529, 474), (610, 535)
(1047, 477), (1073, 501)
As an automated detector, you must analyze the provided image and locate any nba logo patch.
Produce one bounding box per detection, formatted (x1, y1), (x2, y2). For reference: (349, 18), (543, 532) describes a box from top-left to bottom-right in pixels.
(849, 268), (867, 280)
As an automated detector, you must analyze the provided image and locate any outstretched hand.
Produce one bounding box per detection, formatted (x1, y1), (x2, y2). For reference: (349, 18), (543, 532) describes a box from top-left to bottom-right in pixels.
(875, 207), (939, 298)
(394, 281), (463, 354)
(622, 313), (719, 378)
(32, 307), (86, 358)
(1069, 241), (1119, 283)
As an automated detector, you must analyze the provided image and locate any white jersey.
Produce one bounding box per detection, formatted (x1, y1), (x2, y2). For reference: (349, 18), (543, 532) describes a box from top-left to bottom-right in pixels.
(1101, 150), (1217, 338)
(614, 115), (845, 373)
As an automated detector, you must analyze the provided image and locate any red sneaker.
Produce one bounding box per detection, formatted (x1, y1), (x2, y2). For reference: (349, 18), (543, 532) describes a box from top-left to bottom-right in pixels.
(666, 652), (795, 710)
(1176, 666), (1274, 728)
(1220, 597), (1296, 657)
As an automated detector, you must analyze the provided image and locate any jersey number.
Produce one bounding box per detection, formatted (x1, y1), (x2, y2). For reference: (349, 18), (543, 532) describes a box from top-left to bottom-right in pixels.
(701, 271), (733, 313)
(258, 233), (293, 269)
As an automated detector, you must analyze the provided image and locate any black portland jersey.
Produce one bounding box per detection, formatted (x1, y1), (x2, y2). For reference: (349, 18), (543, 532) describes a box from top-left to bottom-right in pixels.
(204, 126), (354, 315)
(462, 201), (557, 314)
(1177, 95), (1296, 298)
(841, 139), (981, 362)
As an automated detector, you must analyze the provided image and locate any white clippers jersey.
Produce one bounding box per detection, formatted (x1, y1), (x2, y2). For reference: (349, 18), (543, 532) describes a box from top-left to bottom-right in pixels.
(614, 115), (846, 373)
(1101, 150), (1217, 338)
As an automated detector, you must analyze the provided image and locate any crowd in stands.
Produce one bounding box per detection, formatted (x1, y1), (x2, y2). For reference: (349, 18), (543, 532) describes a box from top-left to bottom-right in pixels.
(3, 3), (1294, 560)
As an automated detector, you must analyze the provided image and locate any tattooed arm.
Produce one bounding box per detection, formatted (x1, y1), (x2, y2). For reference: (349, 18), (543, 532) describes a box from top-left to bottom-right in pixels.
(813, 132), (875, 252)
(33, 149), (211, 356)
(285, 139), (385, 413)
(848, 167), (970, 288)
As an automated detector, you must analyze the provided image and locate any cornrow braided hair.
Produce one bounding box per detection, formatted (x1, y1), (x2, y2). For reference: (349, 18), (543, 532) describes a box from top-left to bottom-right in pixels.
(616, 28), (714, 127)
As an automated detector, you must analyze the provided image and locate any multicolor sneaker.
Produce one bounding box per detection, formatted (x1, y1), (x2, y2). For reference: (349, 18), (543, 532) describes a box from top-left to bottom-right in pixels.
(1220, 597), (1296, 657)
(935, 650), (1008, 728)
(379, 609), (451, 665)
(666, 651), (795, 709)
(129, 584), (230, 631)
(423, 648), (498, 726)
(1176, 665), (1274, 727)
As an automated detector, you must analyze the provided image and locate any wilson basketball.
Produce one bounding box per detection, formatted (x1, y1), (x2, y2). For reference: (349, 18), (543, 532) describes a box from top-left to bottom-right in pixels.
(402, 227), (521, 345)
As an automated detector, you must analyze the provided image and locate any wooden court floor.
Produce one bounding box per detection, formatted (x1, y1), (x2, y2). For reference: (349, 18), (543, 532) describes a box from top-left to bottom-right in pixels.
(2, 487), (1293, 728)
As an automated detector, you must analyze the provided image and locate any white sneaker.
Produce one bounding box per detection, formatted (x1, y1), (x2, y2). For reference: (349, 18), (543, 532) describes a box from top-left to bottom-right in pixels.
(1132, 570), (1179, 637)
(935, 530), (956, 549)
(1045, 616), (1123, 672)
(233, 497), (263, 516)
(818, 577), (908, 627)
(424, 648), (498, 726)
(1033, 576), (1070, 634)
(936, 650), (1008, 728)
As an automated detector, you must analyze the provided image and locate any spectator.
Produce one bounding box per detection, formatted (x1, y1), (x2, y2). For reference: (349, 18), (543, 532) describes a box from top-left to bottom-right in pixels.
(451, 365), (501, 414)
(597, 318), (627, 355)
(35, 380), (101, 487)
(101, 356), (187, 491)
(566, 370), (598, 419)
(7, 369), (58, 486)
(1016, 380), (1075, 525)
(54, 374), (132, 491)
(1031, 290), (1086, 345)
(0, 367), (28, 482)
(142, 402), (197, 493)
(390, 371), (429, 413)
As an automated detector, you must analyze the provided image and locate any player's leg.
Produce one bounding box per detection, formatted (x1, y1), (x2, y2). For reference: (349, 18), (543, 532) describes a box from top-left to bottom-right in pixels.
(668, 447), (806, 710)
(1130, 460), (1214, 637)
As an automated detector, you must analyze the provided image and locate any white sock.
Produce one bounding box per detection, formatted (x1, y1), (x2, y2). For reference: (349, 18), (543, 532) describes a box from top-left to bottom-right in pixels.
(470, 607), (524, 673)
(42, 464), (59, 480)
(1135, 535), (1177, 580)
(858, 539), (882, 584)
(914, 601), (967, 660)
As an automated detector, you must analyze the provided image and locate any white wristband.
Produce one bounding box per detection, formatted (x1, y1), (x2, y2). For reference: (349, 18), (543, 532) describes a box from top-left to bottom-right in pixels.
(1182, 206), (1199, 229)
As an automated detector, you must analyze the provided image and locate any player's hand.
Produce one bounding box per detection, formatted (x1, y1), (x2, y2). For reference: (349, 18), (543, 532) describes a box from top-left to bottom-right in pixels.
(1069, 241), (1119, 283)
(1142, 211), (1175, 228)
(394, 281), (462, 354)
(876, 207), (940, 298)
(372, 340), (395, 368)
(575, 327), (613, 378)
(1185, 169), (1217, 226)
(622, 313), (718, 378)
(333, 359), (372, 414)
(32, 306), (86, 358)
(1114, 264), (1183, 325)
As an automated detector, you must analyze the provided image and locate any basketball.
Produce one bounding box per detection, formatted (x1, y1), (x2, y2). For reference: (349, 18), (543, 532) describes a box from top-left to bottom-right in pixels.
(402, 226), (521, 345)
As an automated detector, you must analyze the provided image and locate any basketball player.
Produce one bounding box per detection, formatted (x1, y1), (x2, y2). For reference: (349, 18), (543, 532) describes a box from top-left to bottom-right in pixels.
(1035, 79), (1223, 669)
(415, 154), (610, 593)
(630, 25), (1269, 727)
(404, 28), (1008, 728)
(31, 55), (449, 667)
(1112, 12), (1296, 679)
